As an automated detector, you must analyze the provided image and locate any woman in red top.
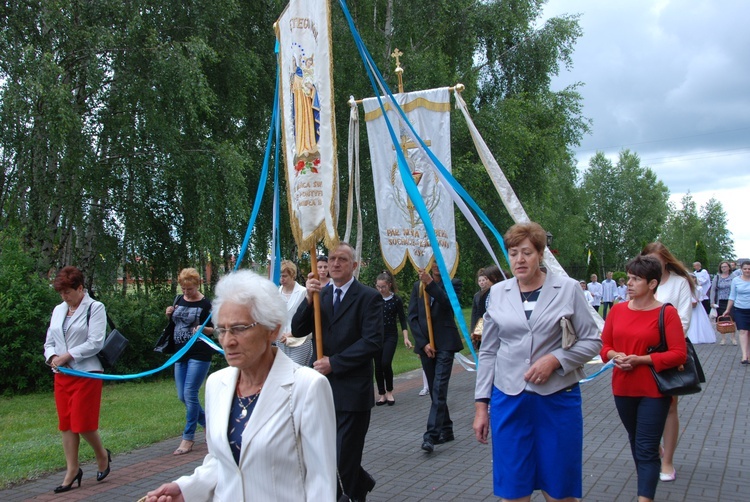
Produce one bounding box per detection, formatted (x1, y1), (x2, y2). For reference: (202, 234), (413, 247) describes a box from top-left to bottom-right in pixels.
(600, 255), (687, 502)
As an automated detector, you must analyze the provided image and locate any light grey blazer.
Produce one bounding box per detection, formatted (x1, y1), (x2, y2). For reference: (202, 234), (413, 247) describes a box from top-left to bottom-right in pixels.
(175, 350), (336, 501)
(43, 293), (106, 372)
(475, 274), (602, 398)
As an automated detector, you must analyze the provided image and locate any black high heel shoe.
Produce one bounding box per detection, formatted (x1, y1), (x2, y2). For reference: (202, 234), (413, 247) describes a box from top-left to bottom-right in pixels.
(96, 449), (112, 482)
(53, 467), (83, 493)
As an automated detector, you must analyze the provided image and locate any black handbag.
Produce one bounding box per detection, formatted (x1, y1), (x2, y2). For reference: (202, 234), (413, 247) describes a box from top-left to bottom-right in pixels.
(98, 326), (129, 368)
(647, 304), (702, 396)
(154, 295), (181, 354)
(87, 303), (129, 368)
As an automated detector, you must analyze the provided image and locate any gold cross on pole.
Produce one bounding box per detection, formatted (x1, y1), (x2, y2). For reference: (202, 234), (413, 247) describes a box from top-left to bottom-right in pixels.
(391, 48), (404, 93)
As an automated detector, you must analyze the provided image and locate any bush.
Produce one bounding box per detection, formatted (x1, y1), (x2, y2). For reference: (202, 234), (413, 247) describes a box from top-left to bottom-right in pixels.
(0, 236), (60, 395)
(0, 237), (226, 395)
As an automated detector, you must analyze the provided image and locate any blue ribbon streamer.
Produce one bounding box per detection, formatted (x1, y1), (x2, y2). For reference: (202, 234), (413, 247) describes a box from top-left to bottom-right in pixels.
(579, 359), (614, 383)
(271, 61), (282, 285)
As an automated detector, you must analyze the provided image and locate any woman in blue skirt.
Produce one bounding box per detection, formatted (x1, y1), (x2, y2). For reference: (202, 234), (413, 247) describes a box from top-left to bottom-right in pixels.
(473, 222), (601, 501)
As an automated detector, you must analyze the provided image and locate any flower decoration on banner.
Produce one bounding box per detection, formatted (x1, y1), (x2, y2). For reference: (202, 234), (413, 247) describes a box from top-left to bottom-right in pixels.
(295, 157), (320, 176)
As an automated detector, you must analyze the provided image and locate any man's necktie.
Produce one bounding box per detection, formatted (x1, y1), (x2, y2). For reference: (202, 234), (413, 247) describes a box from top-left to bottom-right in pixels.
(333, 288), (342, 315)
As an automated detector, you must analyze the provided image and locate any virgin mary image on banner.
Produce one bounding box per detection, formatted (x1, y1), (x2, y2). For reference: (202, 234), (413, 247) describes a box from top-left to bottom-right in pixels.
(291, 46), (320, 160)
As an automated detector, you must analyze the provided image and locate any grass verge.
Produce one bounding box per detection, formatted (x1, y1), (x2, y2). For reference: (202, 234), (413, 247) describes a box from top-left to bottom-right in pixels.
(0, 379), (186, 488)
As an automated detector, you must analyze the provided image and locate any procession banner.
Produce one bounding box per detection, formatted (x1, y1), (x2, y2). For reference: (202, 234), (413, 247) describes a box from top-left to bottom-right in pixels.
(363, 87), (457, 273)
(276, 0), (338, 251)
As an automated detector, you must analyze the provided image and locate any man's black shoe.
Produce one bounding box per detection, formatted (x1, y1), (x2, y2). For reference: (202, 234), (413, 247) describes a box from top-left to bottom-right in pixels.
(421, 440), (434, 453)
(436, 433), (455, 444)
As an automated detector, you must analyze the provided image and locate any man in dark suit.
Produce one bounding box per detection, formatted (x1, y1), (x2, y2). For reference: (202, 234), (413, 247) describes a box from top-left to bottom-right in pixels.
(408, 262), (464, 453)
(292, 243), (383, 501)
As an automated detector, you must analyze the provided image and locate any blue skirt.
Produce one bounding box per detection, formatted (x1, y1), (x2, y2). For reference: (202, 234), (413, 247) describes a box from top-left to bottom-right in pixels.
(733, 307), (750, 331)
(490, 385), (583, 499)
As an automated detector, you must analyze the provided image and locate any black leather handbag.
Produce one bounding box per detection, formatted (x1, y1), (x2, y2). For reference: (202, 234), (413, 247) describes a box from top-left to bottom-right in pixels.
(647, 304), (702, 396)
(87, 303), (129, 368)
(153, 322), (176, 354)
(154, 295), (181, 354)
(97, 326), (129, 368)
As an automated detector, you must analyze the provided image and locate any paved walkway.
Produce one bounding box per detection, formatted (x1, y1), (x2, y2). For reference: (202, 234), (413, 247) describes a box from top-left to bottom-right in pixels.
(3, 337), (748, 501)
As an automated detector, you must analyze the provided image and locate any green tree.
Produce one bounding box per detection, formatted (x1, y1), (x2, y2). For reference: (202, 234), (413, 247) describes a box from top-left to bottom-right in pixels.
(581, 150), (670, 272)
(661, 194), (734, 270)
(586, 250), (599, 279)
(327, 0), (591, 291)
(694, 241), (709, 269)
(661, 193), (703, 266)
(0, 0), (281, 288)
(2, 0), (592, 299)
(700, 197), (734, 267)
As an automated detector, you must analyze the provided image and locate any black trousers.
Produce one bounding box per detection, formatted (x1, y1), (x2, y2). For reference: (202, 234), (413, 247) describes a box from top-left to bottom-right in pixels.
(420, 350), (454, 442)
(614, 395), (671, 500)
(374, 333), (397, 394)
(336, 410), (372, 500)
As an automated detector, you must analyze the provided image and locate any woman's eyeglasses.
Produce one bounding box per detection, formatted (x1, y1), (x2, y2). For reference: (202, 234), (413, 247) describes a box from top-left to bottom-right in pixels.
(215, 322), (260, 338)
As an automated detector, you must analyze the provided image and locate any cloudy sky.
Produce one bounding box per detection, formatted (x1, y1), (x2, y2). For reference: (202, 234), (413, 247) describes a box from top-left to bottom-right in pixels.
(541, 0), (750, 260)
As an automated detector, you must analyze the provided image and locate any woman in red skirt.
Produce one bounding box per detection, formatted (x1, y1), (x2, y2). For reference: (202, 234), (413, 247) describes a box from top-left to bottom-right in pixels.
(43, 266), (112, 493)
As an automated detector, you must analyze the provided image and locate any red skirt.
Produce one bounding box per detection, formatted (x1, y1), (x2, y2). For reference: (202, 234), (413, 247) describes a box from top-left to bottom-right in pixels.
(54, 372), (103, 433)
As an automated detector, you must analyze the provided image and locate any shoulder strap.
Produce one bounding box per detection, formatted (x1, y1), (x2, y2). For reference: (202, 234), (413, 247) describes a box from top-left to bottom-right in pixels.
(658, 302), (672, 350)
(86, 301), (116, 331)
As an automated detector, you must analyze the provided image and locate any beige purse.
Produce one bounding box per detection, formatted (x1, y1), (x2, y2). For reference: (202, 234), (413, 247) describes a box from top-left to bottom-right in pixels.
(560, 317), (577, 350)
(472, 318), (484, 338)
(284, 334), (311, 348)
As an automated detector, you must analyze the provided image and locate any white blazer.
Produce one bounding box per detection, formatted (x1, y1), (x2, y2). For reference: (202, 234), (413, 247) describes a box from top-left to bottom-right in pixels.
(176, 350), (336, 501)
(43, 293), (106, 372)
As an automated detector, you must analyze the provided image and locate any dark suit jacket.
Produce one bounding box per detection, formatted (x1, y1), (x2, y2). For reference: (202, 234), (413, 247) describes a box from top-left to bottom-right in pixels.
(292, 279), (383, 412)
(408, 278), (464, 356)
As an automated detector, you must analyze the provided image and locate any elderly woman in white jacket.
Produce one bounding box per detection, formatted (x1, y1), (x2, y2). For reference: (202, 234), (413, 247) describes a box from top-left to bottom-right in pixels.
(146, 270), (336, 502)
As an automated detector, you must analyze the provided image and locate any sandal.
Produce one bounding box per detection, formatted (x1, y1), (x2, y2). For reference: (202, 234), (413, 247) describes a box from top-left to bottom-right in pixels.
(173, 440), (194, 456)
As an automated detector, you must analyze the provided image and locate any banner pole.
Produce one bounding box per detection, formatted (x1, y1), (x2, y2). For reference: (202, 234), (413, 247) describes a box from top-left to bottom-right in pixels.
(421, 283), (436, 350)
(310, 250), (324, 361)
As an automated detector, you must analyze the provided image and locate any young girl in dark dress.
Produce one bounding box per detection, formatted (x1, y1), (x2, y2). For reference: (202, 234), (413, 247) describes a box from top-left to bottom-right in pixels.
(374, 270), (412, 406)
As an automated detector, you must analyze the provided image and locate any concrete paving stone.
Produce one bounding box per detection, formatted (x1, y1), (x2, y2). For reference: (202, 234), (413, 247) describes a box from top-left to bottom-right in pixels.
(4, 341), (750, 500)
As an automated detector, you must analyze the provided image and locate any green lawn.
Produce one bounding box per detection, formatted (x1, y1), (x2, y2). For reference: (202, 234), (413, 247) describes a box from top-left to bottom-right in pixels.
(1, 308), (474, 488)
(0, 379), (187, 487)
